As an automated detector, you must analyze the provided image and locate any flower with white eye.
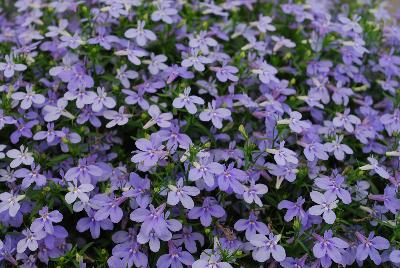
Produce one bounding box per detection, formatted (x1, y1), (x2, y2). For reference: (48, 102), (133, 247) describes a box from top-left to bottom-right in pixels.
(6, 145), (34, 168)
(0, 144), (6, 159)
(11, 84), (45, 110)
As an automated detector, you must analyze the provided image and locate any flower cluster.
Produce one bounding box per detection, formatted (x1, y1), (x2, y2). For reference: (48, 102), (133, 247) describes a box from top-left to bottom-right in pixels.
(0, 0), (400, 267)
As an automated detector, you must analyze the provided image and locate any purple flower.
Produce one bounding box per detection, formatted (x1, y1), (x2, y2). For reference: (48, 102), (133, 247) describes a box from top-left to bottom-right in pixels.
(189, 31), (218, 54)
(234, 211), (269, 240)
(125, 20), (157, 46)
(189, 157), (224, 186)
(359, 157), (390, 179)
(91, 87), (116, 112)
(355, 231), (389, 265)
(151, 2), (178, 24)
(173, 87), (204, 114)
(116, 65), (138, 88)
(314, 173), (352, 204)
(0, 191), (25, 217)
(65, 158), (103, 184)
(380, 109), (400, 135)
(6, 145), (34, 168)
(243, 180), (268, 206)
(332, 109), (361, 132)
(369, 186), (400, 214)
(76, 209), (113, 239)
(252, 61), (279, 84)
(17, 228), (46, 253)
(309, 191), (338, 224)
(167, 178), (200, 209)
(324, 135), (353, 161)
(210, 65), (239, 82)
(14, 164), (47, 189)
(250, 233), (286, 262)
(11, 85), (45, 110)
(42, 98), (74, 122)
(30, 207), (63, 234)
(181, 48), (213, 72)
(144, 53), (168, 75)
(188, 197), (225, 227)
(10, 119), (37, 144)
(143, 105), (173, 129)
(217, 163), (248, 194)
(199, 101), (231, 129)
(104, 106), (132, 128)
(0, 54), (27, 78)
(278, 197), (308, 224)
(266, 141), (298, 166)
(173, 226), (204, 253)
(278, 111), (310, 133)
(390, 250), (400, 264)
(312, 230), (349, 265)
(298, 140), (328, 161)
(157, 242), (194, 268)
(131, 134), (166, 168)
(192, 250), (232, 268)
(93, 194), (126, 223)
(0, 109), (15, 129)
(65, 180), (94, 204)
(33, 123), (57, 143)
(122, 172), (151, 208)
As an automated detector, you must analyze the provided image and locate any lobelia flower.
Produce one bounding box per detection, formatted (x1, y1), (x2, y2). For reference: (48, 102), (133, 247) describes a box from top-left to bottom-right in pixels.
(115, 44), (148, 65)
(266, 141), (299, 166)
(65, 65), (94, 91)
(167, 178), (200, 209)
(104, 106), (132, 128)
(252, 61), (279, 84)
(0, 53), (27, 78)
(188, 197), (225, 227)
(14, 164), (47, 189)
(10, 119), (38, 144)
(76, 208), (113, 239)
(33, 123), (57, 143)
(122, 172), (152, 208)
(144, 53), (168, 75)
(332, 109), (361, 132)
(143, 105), (173, 129)
(380, 109), (400, 135)
(390, 250), (400, 264)
(0, 109), (16, 129)
(278, 197), (308, 225)
(42, 98), (75, 122)
(116, 65), (138, 88)
(309, 191), (338, 224)
(298, 140), (329, 161)
(30, 207), (63, 234)
(123, 88), (149, 109)
(65, 180), (94, 204)
(163, 64), (195, 84)
(359, 157), (390, 179)
(131, 133), (166, 168)
(156, 242), (195, 268)
(210, 65), (239, 82)
(151, 2), (178, 24)
(181, 48), (213, 72)
(130, 203), (172, 239)
(243, 180), (268, 206)
(65, 158), (103, 184)
(369, 186), (400, 214)
(314, 173), (352, 204)
(277, 111), (310, 133)
(271, 35), (296, 52)
(324, 135), (353, 161)
(93, 194), (126, 223)
(17, 228), (46, 253)
(172, 226), (205, 253)
(199, 101), (231, 129)
(124, 20), (157, 46)
(91, 87), (116, 112)
(217, 163), (248, 194)
(355, 231), (389, 265)
(11, 85), (45, 110)
(0, 191), (25, 217)
(250, 233), (286, 262)
(234, 211), (269, 240)
(6, 145), (34, 168)
(158, 122), (192, 153)
(192, 249), (233, 268)
(173, 87), (205, 114)
(189, 31), (218, 54)
(188, 157), (224, 186)
(312, 230), (349, 266)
